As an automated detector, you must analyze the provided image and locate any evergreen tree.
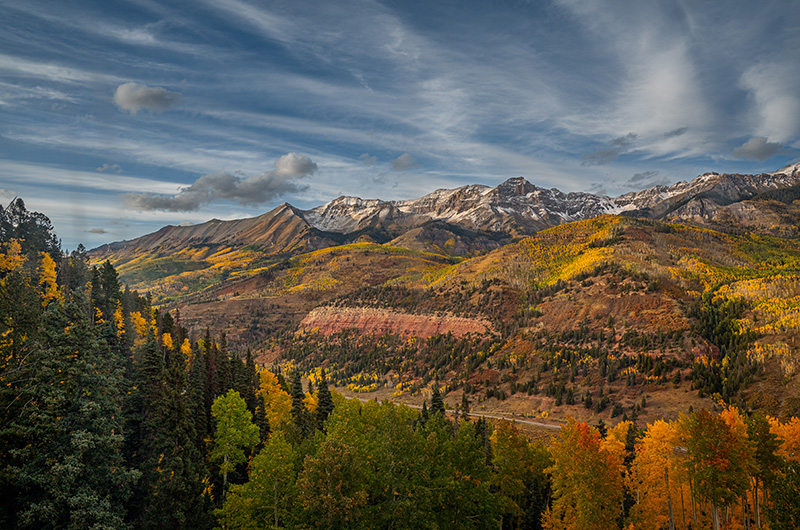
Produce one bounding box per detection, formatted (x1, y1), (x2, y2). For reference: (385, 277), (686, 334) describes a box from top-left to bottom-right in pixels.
(315, 368), (335, 430)
(290, 371), (311, 437)
(243, 349), (258, 413)
(460, 392), (471, 420)
(187, 339), (210, 453)
(416, 400), (429, 429)
(431, 381), (445, 416)
(253, 393), (271, 444)
(2, 292), (139, 529)
(139, 343), (212, 530)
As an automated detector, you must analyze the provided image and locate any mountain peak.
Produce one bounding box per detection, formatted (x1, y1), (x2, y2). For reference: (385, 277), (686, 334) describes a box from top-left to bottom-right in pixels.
(496, 176), (536, 195)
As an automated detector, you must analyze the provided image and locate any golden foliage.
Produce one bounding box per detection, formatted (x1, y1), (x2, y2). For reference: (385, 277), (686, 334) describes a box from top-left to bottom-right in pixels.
(258, 369), (292, 429)
(0, 239), (25, 274)
(37, 252), (60, 306)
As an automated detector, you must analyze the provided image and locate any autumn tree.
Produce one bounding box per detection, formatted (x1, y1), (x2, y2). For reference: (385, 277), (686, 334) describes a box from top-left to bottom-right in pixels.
(543, 418), (624, 530)
(217, 431), (299, 529)
(211, 389), (260, 496)
(490, 420), (552, 529)
(682, 408), (752, 530)
(296, 438), (368, 529)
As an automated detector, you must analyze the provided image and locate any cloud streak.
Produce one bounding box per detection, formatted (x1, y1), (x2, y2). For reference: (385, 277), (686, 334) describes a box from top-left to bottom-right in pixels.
(122, 152), (318, 211)
(581, 133), (637, 166)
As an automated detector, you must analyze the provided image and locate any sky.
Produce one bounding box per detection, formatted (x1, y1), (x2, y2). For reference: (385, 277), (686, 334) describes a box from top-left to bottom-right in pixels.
(1, 0), (799, 250)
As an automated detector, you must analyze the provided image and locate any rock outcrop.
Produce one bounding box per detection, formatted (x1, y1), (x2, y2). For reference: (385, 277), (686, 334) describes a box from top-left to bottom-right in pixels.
(299, 306), (492, 339)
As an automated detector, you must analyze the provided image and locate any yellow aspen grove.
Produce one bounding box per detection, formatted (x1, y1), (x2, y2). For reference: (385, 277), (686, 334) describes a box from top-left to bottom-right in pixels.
(629, 420), (687, 530)
(543, 418), (625, 530)
(180, 338), (193, 366)
(0, 239), (25, 274)
(304, 391), (318, 414)
(130, 311), (150, 347)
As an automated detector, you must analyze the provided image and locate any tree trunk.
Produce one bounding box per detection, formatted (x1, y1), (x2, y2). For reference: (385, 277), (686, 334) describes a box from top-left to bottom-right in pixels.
(712, 504), (720, 530)
(753, 479), (761, 529)
(274, 478), (279, 528)
(690, 483), (698, 527)
(223, 453), (229, 501)
(665, 466), (676, 530)
(742, 495), (748, 530)
(680, 484), (687, 530)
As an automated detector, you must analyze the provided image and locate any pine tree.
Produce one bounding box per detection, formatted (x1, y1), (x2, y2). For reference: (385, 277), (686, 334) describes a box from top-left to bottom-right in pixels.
(460, 392), (471, 420)
(431, 381), (445, 416)
(315, 368), (335, 430)
(416, 400), (429, 429)
(253, 393), (271, 444)
(290, 371), (311, 437)
(2, 292), (139, 529)
(243, 349), (258, 413)
(139, 344), (212, 530)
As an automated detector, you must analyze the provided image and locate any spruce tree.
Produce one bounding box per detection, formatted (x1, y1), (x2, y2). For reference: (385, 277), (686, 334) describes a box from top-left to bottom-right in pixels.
(253, 394), (271, 444)
(290, 371), (311, 437)
(3, 292), (139, 529)
(431, 381), (445, 416)
(139, 345), (211, 530)
(316, 369), (335, 430)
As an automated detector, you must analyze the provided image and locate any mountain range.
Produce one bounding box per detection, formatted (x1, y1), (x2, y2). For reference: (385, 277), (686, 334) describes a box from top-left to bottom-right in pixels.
(90, 163), (800, 421)
(95, 162), (800, 263)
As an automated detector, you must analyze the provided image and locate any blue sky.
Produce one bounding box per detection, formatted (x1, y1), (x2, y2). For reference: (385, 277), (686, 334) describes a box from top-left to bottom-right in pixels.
(1, 0), (799, 249)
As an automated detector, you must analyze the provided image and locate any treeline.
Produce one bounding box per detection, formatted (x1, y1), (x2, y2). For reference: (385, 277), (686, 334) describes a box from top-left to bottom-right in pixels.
(0, 200), (267, 528)
(216, 375), (800, 530)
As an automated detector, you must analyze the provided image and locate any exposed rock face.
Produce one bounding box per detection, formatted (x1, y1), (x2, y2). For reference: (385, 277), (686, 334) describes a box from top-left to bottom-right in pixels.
(299, 306), (492, 339)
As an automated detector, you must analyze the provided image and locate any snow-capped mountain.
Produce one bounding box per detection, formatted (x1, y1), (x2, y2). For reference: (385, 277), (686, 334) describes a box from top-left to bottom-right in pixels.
(299, 163), (800, 237)
(93, 163), (800, 259)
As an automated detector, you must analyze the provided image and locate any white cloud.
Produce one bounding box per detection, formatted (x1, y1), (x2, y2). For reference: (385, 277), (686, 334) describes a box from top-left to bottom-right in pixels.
(114, 82), (181, 114)
(0, 188), (15, 201)
(359, 153), (378, 165)
(740, 63), (800, 143)
(391, 152), (416, 171)
(0, 161), (180, 194)
(732, 137), (784, 161)
(122, 152), (318, 211)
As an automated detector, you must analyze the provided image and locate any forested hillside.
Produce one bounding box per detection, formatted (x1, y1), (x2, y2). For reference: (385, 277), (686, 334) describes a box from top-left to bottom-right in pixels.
(3, 199), (800, 530)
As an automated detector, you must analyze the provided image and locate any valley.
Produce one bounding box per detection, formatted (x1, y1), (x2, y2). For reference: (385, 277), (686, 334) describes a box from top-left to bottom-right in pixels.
(89, 164), (800, 425)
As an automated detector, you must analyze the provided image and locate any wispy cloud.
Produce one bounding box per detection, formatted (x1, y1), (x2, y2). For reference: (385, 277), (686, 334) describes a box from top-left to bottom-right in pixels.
(96, 163), (122, 173)
(582, 133), (637, 166)
(740, 63), (800, 143)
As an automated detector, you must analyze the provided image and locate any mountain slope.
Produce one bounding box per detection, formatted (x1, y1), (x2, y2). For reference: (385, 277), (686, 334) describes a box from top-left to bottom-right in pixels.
(92, 163), (800, 304)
